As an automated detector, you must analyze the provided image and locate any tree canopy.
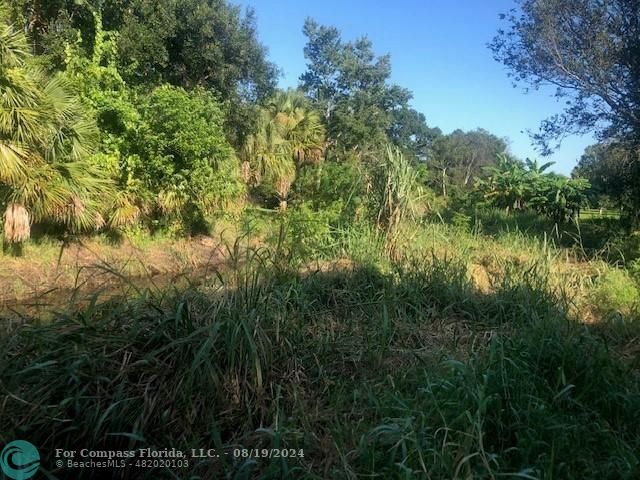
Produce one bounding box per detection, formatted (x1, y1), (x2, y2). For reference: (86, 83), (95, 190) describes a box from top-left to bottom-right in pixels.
(573, 142), (640, 219)
(8, 0), (278, 97)
(429, 129), (508, 196)
(491, 0), (640, 153)
(0, 0), (607, 246)
(7, 0), (279, 147)
(300, 19), (433, 158)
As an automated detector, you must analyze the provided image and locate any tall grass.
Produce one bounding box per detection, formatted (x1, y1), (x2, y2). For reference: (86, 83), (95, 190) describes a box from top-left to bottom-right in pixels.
(1, 230), (639, 479)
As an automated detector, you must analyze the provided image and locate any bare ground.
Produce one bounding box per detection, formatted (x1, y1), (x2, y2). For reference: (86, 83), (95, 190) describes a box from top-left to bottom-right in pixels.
(0, 235), (226, 312)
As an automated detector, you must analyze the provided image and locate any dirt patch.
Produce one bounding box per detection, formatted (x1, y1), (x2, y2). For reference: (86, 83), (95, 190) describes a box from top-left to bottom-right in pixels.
(0, 236), (226, 310)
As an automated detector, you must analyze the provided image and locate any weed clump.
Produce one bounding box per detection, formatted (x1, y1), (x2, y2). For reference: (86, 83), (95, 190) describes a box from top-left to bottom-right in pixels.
(592, 268), (639, 316)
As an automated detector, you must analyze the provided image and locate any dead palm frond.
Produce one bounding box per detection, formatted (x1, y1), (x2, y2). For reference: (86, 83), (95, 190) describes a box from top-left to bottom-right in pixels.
(3, 202), (30, 243)
(108, 191), (142, 228)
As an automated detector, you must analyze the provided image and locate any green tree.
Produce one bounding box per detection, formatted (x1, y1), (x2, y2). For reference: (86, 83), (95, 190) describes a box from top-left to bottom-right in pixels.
(387, 107), (441, 161)
(242, 90), (326, 211)
(134, 85), (245, 232)
(0, 10), (111, 244)
(490, 0), (640, 152)
(63, 10), (144, 229)
(573, 142), (640, 221)
(300, 19), (416, 157)
(6, 0), (97, 59)
(8, 0), (279, 147)
(61, 12), (247, 232)
(430, 129), (507, 196)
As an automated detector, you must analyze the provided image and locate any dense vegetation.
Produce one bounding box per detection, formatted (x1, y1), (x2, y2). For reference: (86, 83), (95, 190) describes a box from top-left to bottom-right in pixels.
(491, 0), (640, 226)
(1, 0), (639, 479)
(1, 0), (602, 243)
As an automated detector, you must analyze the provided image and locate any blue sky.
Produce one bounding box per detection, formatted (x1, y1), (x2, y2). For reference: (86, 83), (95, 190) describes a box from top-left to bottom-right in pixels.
(237, 0), (595, 175)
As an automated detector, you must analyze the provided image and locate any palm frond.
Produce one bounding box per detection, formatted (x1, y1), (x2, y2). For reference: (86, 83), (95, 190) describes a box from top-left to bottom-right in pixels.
(0, 21), (29, 69)
(0, 17), (105, 240)
(0, 141), (28, 183)
(108, 191), (142, 228)
(241, 89), (326, 209)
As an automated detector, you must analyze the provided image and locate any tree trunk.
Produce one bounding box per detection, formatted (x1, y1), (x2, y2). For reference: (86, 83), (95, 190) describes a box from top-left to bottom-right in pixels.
(442, 168), (447, 197)
(464, 153), (476, 186)
(3, 203), (30, 243)
(279, 200), (288, 211)
(241, 161), (251, 184)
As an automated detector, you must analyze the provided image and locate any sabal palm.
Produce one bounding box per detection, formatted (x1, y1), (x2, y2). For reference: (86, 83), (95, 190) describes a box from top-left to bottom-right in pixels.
(242, 89), (325, 209)
(268, 90), (325, 165)
(0, 15), (110, 242)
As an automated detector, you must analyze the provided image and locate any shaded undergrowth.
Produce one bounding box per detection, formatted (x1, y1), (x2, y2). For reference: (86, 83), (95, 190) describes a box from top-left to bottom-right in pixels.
(1, 242), (639, 479)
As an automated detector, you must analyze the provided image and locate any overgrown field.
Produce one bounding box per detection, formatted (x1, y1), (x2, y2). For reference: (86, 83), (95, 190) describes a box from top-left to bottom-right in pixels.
(1, 1), (640, 478)
(2, 216), (639, 479)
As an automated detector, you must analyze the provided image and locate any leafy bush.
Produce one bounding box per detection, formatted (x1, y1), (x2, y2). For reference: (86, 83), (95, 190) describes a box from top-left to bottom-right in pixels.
(292, 159), (369, 225)
(133, 85), (245, 232)
(63, 14), (145, 230)
(285, 202), (339, 259)
(451, 211), (472, 231)
(628, 258), (640, 283)
(610, 231), (640, 265)
(529, 175), (591, 223)
(64, 17), (245, 235)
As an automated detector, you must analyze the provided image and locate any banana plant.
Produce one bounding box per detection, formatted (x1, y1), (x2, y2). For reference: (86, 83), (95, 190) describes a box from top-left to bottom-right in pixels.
(476, 154), (589, 222)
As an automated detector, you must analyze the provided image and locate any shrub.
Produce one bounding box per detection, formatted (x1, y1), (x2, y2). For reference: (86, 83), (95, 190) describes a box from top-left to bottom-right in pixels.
(285, 202), (339, 259)
(134, 85), (246, 232)
(292, 159), (369, 226)
(451, 211), (472, 231)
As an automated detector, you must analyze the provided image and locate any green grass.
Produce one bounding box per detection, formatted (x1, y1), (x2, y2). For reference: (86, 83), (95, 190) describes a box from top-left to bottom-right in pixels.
(1, 228), (640, 479)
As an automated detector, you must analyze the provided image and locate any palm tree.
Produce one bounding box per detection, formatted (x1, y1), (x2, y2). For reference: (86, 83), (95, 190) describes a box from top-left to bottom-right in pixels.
(269, 90), (325, 167)
(242, 89), (325, 211)
(0, 13), (111, 244)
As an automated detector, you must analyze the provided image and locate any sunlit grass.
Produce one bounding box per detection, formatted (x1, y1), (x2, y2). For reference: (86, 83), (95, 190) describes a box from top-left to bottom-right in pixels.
(1, 224), (640, 479)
